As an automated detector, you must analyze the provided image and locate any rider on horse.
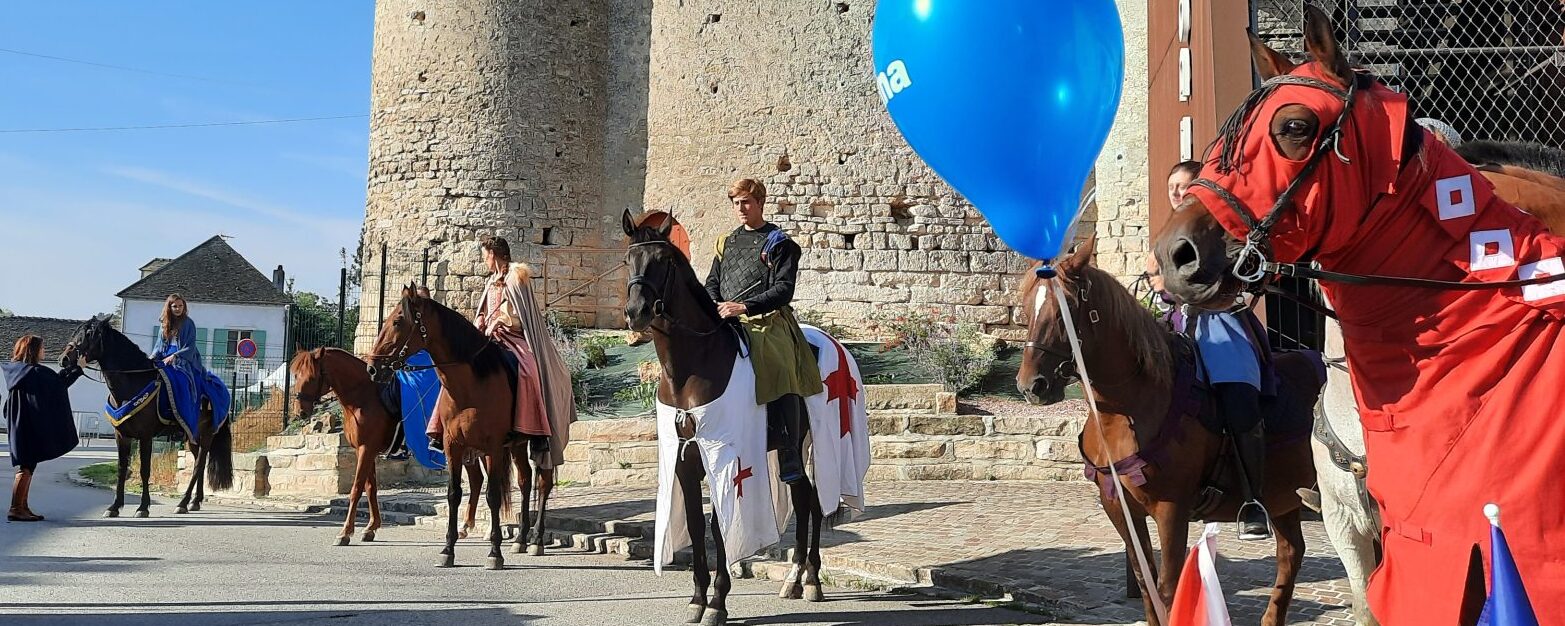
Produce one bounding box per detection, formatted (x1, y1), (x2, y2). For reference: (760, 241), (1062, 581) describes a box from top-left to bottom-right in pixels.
(703, 178), (823, 485)
(1152, 162), (1273, 541)
(154, 295), (206, 381)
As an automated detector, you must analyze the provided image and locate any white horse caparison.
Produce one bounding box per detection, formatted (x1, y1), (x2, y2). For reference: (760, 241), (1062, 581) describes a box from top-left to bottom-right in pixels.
(1312, 294), (1381, 626)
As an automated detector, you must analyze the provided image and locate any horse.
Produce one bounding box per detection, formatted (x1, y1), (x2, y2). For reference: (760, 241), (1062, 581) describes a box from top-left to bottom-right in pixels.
(621, 210), (867, 626)
(1017, 238), (1323, 626)
(1154, 6), (1565, 622)
(368, 286), (564, 569)
(62, 317), (233, 518)
(289, 347), (489, 546)
(1307, 144), (1565, 626)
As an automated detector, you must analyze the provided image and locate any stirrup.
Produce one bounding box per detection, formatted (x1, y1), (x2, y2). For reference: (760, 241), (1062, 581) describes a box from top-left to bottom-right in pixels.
(1236, 500), (1272, 540)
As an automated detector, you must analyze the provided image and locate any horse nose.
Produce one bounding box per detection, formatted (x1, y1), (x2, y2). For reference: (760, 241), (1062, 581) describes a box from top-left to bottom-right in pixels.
(1169, 237), (1201, 277)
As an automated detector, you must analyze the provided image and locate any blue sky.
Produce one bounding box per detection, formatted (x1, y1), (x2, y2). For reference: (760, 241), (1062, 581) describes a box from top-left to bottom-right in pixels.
(0, 2), (373, 319)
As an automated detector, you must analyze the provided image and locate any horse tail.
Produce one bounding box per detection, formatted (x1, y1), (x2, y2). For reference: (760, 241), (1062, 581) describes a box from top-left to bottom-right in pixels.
(207, 418), (234, 491)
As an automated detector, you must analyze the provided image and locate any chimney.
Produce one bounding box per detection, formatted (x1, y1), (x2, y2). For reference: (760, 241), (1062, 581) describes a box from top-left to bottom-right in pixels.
(273, 265), (286, 292)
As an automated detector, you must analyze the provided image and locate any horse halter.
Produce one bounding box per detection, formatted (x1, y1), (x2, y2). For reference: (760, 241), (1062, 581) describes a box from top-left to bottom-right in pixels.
(626, 240), (728, 337)
(1191, 73), (1361, 288)
(1023, 277), (1101, 384)
(293, 351), (328, 411)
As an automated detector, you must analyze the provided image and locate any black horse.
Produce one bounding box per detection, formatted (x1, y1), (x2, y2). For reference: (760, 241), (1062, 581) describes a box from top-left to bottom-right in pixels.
(64, 317), (232, 518)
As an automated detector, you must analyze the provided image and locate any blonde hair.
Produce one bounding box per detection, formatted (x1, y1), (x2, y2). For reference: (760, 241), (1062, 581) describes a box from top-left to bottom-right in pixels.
(161, 294), (189, 340)
(11, 335), (42, 364)
(728, 178), (767, 205)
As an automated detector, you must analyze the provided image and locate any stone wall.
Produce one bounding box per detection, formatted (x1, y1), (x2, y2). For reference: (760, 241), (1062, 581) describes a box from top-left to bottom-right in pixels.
(179, 433), (443, 498)
(358, 0), (1154, 347)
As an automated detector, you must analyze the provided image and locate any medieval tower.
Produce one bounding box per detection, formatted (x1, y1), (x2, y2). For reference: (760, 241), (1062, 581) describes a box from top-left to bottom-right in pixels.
(358, 0), (1148, 349)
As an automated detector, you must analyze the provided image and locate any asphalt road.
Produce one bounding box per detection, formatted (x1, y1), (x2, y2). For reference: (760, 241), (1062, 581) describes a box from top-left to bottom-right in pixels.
(1, 441), (1049, 626)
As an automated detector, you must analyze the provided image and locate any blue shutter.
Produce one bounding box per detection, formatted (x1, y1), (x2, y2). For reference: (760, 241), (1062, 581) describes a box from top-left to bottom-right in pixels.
(214, 328), (229, 371)
(252, 330), (267, 364)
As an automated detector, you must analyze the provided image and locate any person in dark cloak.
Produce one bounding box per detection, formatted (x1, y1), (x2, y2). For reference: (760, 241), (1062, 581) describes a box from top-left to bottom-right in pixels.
(5, 335), (83, 521)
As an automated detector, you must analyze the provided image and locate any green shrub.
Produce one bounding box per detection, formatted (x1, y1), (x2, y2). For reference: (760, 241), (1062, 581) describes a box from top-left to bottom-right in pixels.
(870, 309), (998, 394)
(794, 308), (847, 338)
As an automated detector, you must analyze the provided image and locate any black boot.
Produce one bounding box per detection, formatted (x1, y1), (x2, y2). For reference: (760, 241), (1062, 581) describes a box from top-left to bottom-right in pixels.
(768, 397), (806, 486)
(1234, 423), (1272, 541)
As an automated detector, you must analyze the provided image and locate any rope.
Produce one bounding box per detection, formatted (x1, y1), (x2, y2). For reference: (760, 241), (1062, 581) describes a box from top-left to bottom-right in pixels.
(1053, 280), (1171, 624)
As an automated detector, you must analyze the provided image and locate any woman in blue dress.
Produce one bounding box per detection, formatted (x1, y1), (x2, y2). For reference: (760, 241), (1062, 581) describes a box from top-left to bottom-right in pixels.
(152, 294), (205, 379)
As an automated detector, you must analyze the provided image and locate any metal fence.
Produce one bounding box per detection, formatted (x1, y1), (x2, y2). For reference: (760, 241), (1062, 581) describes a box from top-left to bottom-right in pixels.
(1250, 0), (1565, 350)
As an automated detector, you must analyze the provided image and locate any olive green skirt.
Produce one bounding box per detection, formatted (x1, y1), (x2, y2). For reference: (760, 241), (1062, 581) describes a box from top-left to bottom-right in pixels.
(740, 306), (824, 405)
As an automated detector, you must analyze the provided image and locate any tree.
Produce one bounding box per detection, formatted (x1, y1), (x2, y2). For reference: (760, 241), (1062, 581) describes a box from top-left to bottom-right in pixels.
(289, 291), (358, 351)
(0, 308), (12, 317)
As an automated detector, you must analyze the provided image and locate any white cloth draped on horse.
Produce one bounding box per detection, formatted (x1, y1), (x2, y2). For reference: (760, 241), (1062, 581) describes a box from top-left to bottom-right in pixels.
(653, 326), (869, 573)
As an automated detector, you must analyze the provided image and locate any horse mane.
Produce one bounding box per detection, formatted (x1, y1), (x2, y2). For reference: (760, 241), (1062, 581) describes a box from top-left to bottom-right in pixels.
(412, 295), (509, 381)
(628, 224), (722, 323)
(289, 348), (327, 383)
(1035, 264), (1172, 389)
(1457, 140), (1565, 179)
(86, 318), (154, 368)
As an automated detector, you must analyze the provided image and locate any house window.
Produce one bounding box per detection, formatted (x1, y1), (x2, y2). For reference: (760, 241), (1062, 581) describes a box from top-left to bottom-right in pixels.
(224, 330), (254, 357)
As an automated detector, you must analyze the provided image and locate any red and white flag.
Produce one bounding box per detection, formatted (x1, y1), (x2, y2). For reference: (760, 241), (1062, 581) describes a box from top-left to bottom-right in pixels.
(1169, 522), (1232, 626)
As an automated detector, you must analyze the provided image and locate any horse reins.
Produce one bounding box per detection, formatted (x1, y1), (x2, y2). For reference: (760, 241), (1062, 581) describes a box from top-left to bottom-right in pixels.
(1198, 72), (1565, 294)
(626, 240), (734, 339)
(368, 299), (494, 374)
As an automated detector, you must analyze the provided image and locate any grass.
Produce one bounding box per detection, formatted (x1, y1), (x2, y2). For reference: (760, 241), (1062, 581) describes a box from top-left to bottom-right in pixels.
(79, 462), (119, 487)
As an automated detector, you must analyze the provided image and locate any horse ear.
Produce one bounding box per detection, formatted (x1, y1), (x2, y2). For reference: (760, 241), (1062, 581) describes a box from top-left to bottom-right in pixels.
(1247, 28), (1296, 80)
(654, 214), (674, 239)
(1057, 235), (1097, 272)
(1302, 4), (1351, 86)
(621, 209), (637, 237)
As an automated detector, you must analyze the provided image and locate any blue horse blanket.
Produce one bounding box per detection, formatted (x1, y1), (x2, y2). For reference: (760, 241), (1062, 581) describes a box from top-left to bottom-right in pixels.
(105, 366), (230, 440)
(394, 352), (445, 470)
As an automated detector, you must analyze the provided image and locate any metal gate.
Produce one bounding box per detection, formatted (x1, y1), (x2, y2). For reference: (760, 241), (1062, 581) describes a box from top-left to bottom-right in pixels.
(1250, 0), (1565, 350)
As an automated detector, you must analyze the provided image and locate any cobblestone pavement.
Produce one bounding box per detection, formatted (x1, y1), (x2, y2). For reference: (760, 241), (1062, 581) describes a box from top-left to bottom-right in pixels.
(372, 480), (1357, 625)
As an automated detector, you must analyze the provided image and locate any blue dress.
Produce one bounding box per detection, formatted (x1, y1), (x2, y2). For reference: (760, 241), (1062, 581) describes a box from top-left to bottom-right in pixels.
(1194, 311), (1262, 389)
(152, 318), (206, 380)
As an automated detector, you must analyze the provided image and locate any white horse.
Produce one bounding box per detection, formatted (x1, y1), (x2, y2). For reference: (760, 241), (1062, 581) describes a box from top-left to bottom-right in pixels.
(1307, 294), (1380, 626)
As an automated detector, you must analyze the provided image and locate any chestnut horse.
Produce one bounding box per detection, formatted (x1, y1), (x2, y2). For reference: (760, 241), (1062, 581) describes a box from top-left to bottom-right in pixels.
(1155, 6), (1565, 622)
(1017, 239), (1323, 626)
(289, 347), (487, 546)
(367, 287), (517, 569)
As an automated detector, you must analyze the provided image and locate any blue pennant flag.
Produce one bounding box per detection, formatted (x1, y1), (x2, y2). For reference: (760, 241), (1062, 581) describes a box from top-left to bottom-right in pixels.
(1477, 504), (1539, 626)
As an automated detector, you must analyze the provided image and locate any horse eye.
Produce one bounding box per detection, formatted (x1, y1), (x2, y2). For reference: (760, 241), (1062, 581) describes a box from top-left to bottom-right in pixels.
(1282, 119), (1312, 137)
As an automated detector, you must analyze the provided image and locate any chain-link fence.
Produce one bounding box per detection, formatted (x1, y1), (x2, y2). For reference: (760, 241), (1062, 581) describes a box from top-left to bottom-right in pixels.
(1255, 0), (1565, 147)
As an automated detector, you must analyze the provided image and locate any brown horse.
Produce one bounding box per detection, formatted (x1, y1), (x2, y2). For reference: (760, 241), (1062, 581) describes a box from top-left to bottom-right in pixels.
(367, 287), (516, 570)
(623, 211), (839, 626)
(289, 347), (488, 546)
(1017, 239), (1322, 626)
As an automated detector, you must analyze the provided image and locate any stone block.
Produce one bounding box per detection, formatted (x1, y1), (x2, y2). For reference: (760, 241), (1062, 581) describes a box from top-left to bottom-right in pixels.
(955, 305), (1012, 325)
(897, 251), (929, 272)
(1036, 437), (1082, 462)
(902, 463), (973, 480)
(929, 251), (968, 272)
(581, 418), (658, 443)
(864, 464), (901, 482)
(613, 444), (660, 467)
(268, 435), (306, 450)
(830, 250), (862, 271)
(974, 462), (1076, 481)
(870, 440), (949, 460)
(935, 392), (958, 414)
(563, 442), (590, 463)
(954, 439), (1033, 461)
(867, 413), (908, 435)
(588, 468), (658, 487)
(865, 384), (940, 410)
(993, 416), (1081, 437)
(908, 415), (985, 436)
(861, 250), (899, 271)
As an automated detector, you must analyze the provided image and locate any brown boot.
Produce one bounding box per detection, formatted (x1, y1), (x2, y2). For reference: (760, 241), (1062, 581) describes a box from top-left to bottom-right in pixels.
(19, 470), (42, 521)
(8, 470), (40, 522)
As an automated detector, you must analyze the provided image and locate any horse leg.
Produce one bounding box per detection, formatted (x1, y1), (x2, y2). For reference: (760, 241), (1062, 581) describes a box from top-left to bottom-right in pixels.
(338, 447), (372, 546)
(437, 456), (463, 568)
(461, 460), (482, 539)
(106, 435), (130, 517)
(704, 509), (731, 626)
(677, 452), (710, 624)
(529, 466), (554, 556)
(1261, 508), (1306, 626)
(1102, 498), (1160, 625)
(176, 444), (205, 514)
(484, 452), (507, 570)
(191, 439), (207, 511)
(512, 455), (533, 553)
(362, 460), (382, 543)
(1320, 481), (1381, 625)
(803, 483), (826, 603)
(1151, 504), (1190, 611)
(779, 480), (809, 600)
(135, 437), (153, 518)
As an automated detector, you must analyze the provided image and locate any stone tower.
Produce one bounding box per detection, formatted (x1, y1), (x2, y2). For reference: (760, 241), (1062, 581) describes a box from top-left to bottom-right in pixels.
(357, 0), (648, 350)
(359, 0), (1147, 346)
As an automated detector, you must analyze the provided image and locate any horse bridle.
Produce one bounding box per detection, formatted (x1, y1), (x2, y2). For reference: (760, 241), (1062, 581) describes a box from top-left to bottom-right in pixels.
(1195, 72), (1565, 293)
(293, 350), (328, 411)
(1023, 277), (1102, 385)
(626, 240), (729, 337)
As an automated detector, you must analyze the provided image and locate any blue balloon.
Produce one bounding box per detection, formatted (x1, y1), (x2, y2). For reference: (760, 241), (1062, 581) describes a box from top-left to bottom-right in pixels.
(872, 0), (1125, 261)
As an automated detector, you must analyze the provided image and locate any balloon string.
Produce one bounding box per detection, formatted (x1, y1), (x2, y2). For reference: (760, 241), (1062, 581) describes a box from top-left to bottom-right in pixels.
(1053, 279), (1171, 625)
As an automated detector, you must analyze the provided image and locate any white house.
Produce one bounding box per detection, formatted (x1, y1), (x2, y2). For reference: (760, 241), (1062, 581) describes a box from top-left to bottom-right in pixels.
(117, 236), (291, 384)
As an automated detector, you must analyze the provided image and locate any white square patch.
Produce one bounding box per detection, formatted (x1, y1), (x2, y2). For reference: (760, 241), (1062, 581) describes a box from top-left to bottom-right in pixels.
(1437, 175), (1476, 221)
(1520, 257), (1565, 302)
(1469, 229), (1515, 271)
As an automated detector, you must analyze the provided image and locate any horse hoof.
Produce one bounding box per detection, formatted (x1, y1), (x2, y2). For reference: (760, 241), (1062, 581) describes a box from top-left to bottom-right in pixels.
(699, 608), (727, 626)
(804, 584), (825, 603)
(436, 554), (456, 568)
(779, 582), (802, 599)
(175, 506), (188, 515)
(134, 510), (149, 519)
(336, 536), (351, 547)
(684, 604), (707, 624)
(527, 543), (544, 557)
(189, 502), (201, 512)
(361, 531), (376, 543)
(104, 510), (120, 518)
(512, 542), (527, 554)
(458, 530), (470, 540)
(486, 556), (504, 570)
